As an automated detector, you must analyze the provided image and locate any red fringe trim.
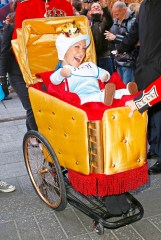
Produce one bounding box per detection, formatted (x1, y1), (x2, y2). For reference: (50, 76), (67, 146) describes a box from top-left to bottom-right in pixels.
(68, 163), (148, 197)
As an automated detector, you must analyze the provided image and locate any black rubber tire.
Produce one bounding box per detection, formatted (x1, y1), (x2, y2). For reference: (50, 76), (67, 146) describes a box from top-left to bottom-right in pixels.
(23, 130), (67, 211)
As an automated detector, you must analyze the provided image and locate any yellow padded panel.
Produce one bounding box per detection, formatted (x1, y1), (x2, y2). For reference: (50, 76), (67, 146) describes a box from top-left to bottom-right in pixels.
(29, 87), (90, 175)
(103, 107), (147, 175)
(12, 16), (96, 85)
(12, 29), (34, 85)
(29, 86), (148, 176)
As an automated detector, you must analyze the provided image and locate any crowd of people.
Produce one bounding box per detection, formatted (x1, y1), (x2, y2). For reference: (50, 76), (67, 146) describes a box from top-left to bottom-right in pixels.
(0, 0), (160, 217)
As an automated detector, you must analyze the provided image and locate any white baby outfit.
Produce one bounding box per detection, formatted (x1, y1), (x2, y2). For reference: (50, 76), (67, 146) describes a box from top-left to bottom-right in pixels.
(50, 62), (130, 105)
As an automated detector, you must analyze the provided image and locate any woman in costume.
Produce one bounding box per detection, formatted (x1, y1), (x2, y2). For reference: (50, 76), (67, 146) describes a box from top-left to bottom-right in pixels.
(50, 24), (138, 106)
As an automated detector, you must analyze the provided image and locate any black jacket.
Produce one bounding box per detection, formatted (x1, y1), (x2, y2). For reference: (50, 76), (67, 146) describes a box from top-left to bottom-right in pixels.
(90, 7), (113, 58)
(110, 10), (136, 50)
(0, 24), (21, 77)
(109, 10), (137, 68)
(117, 0), (161, 90)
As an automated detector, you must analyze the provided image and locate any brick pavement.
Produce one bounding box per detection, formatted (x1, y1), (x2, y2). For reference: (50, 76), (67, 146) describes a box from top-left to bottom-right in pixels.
(0, 92), (161, 240)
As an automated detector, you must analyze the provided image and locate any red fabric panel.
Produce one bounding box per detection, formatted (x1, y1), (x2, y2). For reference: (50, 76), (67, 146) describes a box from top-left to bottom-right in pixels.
(34, 71), (139, 120)
(68, 163), (148, 196)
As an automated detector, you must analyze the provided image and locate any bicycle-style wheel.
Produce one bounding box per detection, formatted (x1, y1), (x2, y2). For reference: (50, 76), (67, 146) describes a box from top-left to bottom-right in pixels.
(23, 130), (67, 211)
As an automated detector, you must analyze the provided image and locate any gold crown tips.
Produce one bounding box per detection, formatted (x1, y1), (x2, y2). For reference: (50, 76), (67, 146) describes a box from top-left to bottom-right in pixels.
(61, 21), (80, 37)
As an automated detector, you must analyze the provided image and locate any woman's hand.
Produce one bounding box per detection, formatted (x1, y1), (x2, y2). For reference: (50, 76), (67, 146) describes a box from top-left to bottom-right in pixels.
(125, 100), (137, 117)
(61, 68), (71, 78)
(104, 30), (116, 41)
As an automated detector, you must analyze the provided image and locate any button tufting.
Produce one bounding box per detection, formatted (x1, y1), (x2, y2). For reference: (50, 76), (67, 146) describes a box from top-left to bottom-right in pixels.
(48, 126), (51, 130)
(112, 163), (115, 167)
(123, 139), (127, 143)
(111, 115), (115, 119)
(137, 159), (141, 162)
(58, 150), (61, 154)
(64, 133), (67, 137)
(76, 161), (79, 165)
(52, 112), (55, 115)
(72, 116), (75, 120)
(38, 109), (41, 112)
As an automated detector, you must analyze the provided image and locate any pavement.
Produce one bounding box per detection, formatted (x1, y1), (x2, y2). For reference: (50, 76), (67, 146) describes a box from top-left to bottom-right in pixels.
(1, 92), (161, 240)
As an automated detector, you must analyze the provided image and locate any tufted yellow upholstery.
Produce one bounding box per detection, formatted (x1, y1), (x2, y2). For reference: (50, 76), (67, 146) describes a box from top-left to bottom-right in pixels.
(102, 108), (147, 174)
(29, 87), (90, 175)
(29, 87), (147, 175)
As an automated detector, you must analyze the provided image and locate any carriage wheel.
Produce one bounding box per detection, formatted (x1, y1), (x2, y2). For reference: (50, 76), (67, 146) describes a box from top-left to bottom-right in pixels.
(23, 130), (67, 211)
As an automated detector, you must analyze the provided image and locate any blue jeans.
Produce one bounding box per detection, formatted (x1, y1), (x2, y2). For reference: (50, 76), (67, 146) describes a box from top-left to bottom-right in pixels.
(117, 66), (134, 85)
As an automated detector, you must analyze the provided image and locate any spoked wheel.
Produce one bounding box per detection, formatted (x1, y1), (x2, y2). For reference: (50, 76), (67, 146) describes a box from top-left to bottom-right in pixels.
(23, 130), (67, 211)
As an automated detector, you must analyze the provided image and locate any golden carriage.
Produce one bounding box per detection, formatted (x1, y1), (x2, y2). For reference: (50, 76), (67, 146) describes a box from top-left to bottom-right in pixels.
(12, 16), (148, 234)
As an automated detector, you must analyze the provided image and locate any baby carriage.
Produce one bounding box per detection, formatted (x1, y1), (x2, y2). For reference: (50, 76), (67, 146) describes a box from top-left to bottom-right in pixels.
(12, 16), (148, 235)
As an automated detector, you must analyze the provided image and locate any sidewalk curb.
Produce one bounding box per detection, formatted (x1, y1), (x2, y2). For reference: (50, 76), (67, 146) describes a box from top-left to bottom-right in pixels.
(0, 115), (26, 123)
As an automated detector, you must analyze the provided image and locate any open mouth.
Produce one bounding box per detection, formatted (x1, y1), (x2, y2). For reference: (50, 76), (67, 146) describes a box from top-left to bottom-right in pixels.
(74, 56), (82, 63)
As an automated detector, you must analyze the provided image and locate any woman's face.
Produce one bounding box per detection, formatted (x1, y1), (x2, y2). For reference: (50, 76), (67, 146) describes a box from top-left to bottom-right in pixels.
(63, 40), (87, 68)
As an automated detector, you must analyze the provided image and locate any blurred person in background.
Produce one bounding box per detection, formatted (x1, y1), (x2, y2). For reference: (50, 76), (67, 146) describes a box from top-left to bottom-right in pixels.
(72, 0), (82, 15)
(0, 10), (16, 100)
(104, 1), (138, 84)
(88, 0), (114, 74)
(128, 2), (140, 17)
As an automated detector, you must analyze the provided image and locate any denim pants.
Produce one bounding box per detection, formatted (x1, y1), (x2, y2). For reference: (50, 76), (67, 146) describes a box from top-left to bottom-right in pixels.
(9, 73), (38, 131)
(117, 66), (134, 85)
